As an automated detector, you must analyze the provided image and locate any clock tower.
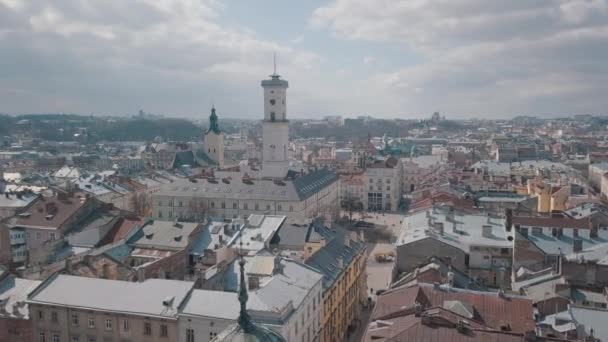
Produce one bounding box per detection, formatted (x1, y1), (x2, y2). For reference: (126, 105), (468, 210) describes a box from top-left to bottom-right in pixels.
(261, 59), (289, 178)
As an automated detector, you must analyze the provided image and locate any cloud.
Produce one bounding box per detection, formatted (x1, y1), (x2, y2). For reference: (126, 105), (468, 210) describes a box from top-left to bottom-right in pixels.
(363, 56), (375, 65)
(0, 0), (324, 117)
(312, 0), (608, 117)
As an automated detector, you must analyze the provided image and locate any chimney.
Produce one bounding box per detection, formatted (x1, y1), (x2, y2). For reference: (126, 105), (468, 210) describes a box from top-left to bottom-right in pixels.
(482, 225), (493, 238)
(505, 208), (513, 232)
(344, 234), (351, 247)
(248, 275), (260, 290)
(573, 238), (583, 253)
(137, 268), (145, 282)
(434, 222), (444, 235)
(12, 304), (22, 318)
(64, 258), (73, 273)
(273, 256), (283, 275)
(590, 222), (599, 239)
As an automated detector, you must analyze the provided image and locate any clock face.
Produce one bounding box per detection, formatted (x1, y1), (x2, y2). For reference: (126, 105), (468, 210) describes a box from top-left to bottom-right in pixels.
(269, 99), (276, 105)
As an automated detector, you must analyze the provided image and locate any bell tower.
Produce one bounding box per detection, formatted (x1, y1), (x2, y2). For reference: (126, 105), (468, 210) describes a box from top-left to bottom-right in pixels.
(204, 106), (224, 168)
(261, 56), (289, 178)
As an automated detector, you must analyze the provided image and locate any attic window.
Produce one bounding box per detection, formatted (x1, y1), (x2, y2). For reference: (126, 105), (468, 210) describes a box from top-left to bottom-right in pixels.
(146, 233), (154, 239)
(174, 236), (182, 242)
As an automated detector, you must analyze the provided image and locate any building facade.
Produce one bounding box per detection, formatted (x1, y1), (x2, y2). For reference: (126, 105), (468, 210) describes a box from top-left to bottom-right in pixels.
(304, 221), (367, 342)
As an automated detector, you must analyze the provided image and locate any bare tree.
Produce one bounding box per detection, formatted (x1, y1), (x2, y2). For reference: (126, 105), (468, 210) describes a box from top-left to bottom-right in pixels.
(130, 192), (151, 216)
(341, 194), (362, 222)
(188, 198), (207, 222)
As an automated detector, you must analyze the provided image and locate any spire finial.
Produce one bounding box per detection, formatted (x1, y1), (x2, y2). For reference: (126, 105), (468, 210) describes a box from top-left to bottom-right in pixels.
(270, 53), (280, 79)
(237, 236), (253, 332)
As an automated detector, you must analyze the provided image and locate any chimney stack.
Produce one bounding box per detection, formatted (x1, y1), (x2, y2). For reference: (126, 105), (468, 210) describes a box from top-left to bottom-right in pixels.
(573, 238), (583, 253)
(434, 222), (444, 235)
(482, 225), (493, 238)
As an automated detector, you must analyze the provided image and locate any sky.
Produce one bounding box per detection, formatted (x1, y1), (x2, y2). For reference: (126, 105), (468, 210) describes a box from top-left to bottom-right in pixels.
(1, 0), (608, 119)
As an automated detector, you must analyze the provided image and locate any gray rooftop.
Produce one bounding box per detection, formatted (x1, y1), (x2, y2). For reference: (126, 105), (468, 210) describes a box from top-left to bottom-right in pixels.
(180, 289), (239, 320)
(129, 220), (200, 250)
(397, 206), (513, 251)
(154, 169), (337, 202)
(28, 274), (194, 318)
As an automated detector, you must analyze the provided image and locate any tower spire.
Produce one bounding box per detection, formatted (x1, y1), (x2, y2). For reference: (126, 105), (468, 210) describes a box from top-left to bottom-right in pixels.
(270, 53), (280, 80)
(237, 239), (254, 333)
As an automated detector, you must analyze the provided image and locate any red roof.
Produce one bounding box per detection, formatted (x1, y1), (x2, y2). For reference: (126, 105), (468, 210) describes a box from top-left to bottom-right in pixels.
(99, 217), (143, 246)
(372, 284), (536, 334)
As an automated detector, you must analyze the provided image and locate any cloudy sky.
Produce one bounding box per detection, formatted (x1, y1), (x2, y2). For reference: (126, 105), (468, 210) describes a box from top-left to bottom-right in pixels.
(1, 0), (608, 119)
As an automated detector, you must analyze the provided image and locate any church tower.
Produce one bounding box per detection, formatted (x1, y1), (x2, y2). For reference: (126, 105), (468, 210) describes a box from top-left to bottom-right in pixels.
(204, 106), (224, 168)
(261, 58), (289, 178)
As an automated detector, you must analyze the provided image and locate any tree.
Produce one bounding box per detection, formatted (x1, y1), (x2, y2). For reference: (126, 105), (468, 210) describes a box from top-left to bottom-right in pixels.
(341, 194), (362, 222)
(187, 198), (207, 222)
(130, 192), (151, 216)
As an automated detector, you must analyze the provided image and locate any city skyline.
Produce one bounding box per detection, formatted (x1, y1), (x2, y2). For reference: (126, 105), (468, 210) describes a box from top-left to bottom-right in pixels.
(1, 0), (608, 119)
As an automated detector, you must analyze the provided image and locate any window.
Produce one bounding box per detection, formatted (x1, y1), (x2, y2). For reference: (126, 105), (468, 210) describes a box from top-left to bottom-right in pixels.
(39, 332), (46, 342)
(244, 203), (248, 210)
(270, 112), (276, 121)
(88, 317), (95, 328)
(277, 204), (282, 211)
(168, 211), (173, 219)
(158, 200), (162, 206)
(221, 202), (225, 209)
(52, 335), (60, 342)
(186, 329), (195, 342)
(36, 232), (42, 240)
(255, 203), (259, 210)
(160, 324), (168, 337)
(71, 337), (79, 342)
(51, 311), (58, 323)
(105, 319), (112, 331)
(158, 210), (163, 218)
(87, 338), (95, 342)
(266, 204), (270, 210)
(72, 313), (79, 326)
(38, 310), (44, 321)
(209, 332), (217, 339)
(50, 233), (56, 241)
(122, 319), (129, 332)
(290, 206), (293, 212)
(233, 202), (237, 209)
(211, 202), (215, 208)
(144, 322), (152, 336)
(178, 201), (182, 207)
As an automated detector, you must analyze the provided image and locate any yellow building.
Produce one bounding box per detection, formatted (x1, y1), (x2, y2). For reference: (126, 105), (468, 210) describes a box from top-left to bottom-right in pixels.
(304, 220), (367, 342)
(526, 178), (569, 213)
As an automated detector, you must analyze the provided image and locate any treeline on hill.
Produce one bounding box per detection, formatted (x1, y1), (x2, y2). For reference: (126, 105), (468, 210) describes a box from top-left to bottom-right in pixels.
(0, 114), (203, 142)
(291, 117), (475, 141)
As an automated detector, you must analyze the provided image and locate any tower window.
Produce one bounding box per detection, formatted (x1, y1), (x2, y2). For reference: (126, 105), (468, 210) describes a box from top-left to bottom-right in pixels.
(270, 112), (276, 121)
(269, 99), (276, 105)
